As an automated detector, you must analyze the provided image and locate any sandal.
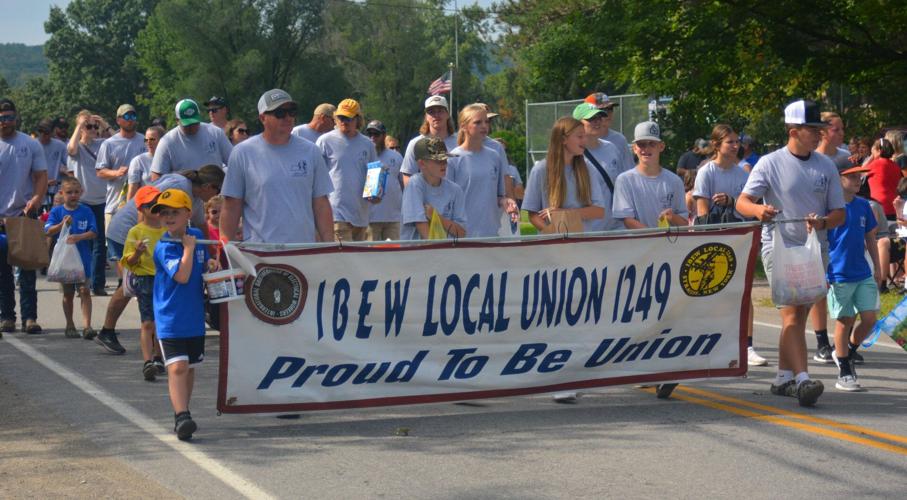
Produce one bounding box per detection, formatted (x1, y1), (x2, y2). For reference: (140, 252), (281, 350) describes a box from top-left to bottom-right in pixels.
(64, 326), (79, 338)
(23, 320), (43, 334)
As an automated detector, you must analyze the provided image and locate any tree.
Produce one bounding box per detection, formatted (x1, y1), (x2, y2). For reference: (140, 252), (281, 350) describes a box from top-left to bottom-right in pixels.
(135, 0), (348, 129)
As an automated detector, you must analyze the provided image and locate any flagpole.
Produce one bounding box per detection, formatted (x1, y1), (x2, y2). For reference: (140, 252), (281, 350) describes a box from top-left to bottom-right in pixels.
(448, 62), (455, 117)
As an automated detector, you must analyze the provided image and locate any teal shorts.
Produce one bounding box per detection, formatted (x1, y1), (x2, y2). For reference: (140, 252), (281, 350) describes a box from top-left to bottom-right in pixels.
(827, 276), (880, 319)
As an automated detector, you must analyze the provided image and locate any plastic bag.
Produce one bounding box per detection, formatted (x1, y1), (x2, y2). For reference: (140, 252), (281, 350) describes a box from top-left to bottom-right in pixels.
(428, 210), (447, 240)
(497, 210), (519, 237)
(47, 223), (86, 284)
(770, 223), (827, 306)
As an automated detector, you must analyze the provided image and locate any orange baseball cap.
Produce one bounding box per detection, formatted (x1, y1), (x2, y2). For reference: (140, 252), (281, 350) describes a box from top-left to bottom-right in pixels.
(134, 186), (160, 208)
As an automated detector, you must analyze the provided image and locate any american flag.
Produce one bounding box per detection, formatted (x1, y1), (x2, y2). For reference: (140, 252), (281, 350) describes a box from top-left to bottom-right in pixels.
(427, 71), (452, 95)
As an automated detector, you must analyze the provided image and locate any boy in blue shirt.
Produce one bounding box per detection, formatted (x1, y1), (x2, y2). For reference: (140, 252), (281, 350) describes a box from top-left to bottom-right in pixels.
(45, 177), (98, 339)
(826, 160), (880, 392)
(151, 189), (218, 440)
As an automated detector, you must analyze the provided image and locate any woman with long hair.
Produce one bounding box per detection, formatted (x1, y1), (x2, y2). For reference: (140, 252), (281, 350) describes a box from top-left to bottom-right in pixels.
(523, 117), (605, 232)
(445, 103), (519, 237)
(225, 119), (250, 146)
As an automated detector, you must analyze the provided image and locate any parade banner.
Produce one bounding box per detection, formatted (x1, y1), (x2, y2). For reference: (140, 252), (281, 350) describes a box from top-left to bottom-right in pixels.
(217, 227), (759, 413)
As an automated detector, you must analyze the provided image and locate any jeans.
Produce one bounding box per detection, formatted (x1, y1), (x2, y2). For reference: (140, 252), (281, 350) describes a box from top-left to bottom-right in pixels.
(87, 203), (107, 291)
(0, 242), (37, 323)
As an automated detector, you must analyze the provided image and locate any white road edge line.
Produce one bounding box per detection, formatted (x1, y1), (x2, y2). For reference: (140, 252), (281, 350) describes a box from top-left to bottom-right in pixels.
(5, 336), (274, 500)
(753, 320), (902, 350)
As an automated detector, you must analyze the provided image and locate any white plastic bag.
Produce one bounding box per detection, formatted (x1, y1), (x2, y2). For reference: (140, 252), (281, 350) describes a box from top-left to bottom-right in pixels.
(497, 210), (519, 238)
(47, 223), (86, 284)
(770, 223), (827, 306)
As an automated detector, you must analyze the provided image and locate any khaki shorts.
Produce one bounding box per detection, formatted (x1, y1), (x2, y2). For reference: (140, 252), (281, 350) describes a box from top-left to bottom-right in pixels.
(333, 222), (368, 242)
(368, 222), (400, 241)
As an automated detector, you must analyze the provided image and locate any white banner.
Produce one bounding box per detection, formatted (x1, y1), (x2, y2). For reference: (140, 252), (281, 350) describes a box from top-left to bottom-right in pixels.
(217, 227), (758, 413)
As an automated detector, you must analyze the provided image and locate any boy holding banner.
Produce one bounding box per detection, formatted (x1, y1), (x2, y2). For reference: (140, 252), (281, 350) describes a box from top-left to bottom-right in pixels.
(400, 137), (466, 240)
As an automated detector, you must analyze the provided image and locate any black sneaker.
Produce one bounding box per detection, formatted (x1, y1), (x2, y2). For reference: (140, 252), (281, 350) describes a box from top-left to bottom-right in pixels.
(92, 287), (108, 297)
(813, 345), (833, 364)
(142, 360), (157, 382)
(95, 330), (126, 354)
(770, 380), (796, 396)
(851, 350), (864, 365)
(796, 379), (824, 407)
(174, 411), (197, 441)
(153, 357), (165, 375)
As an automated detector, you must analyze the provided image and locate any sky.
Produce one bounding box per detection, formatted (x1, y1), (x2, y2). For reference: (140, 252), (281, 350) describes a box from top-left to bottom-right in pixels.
(0, 0), (495, 46)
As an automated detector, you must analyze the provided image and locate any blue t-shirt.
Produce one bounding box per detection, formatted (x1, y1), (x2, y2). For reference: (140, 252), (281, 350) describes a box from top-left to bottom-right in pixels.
(826, 196), (876, 283)
(45, 203), (98, 276)
(153, 227), (209, 339)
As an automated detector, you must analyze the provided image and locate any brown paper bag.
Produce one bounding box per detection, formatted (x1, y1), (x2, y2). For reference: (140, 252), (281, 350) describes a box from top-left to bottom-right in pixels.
(4, 217), (51, 270)
(539, 209), (583, 235)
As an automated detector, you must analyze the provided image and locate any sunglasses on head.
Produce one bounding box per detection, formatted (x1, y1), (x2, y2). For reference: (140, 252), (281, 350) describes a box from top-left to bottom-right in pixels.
(84, 124), (99, 130)
(267, 107), (297, 119)
(0, 115), (17, 123)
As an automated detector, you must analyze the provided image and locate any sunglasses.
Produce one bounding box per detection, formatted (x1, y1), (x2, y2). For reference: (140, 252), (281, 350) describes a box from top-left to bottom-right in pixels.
(336, 115), (354, 123)
(144, 137), (158, 143)
(207, 107), (223, 113)
(587, 112), (608, 121)
(268, 107), (297, 119)
(0, 115), (17, 123)
(366, 130), (383, 137)
(121, 112), (137, 121)
(389, 146), (401, 151)
(236, 128), (249, 135)
(84, 124), (99, 130)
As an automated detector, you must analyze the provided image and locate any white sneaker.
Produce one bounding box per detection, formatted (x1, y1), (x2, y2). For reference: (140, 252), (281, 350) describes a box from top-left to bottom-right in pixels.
(552, 392), (578, 403)
(747, 346), (767, 366)
(835, 375), (864, 392)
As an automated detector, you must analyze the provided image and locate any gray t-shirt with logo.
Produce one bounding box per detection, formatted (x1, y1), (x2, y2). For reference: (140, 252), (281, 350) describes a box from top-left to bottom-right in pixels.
(151, 122), (232, 175)
(368, 148), (405, 223)
(97, 132), (146, 213)
(67, 138), (106, 205)
(522, 159), (605, 233)
(401, 134), (458, 176)
(446, 145), (507, 238)
(612, 167), (688, 228)
(128, 152), (153, 187)
(41, 137), (67, 183)
(291, 124), (321, 144)
(692, 160), (750, 219)
(222, 135), (333, 243)
(584, 139), (624, 231)
(400, 174), (466, 241)
(0, 132), (47, 217)
(317, 130), (378, 228)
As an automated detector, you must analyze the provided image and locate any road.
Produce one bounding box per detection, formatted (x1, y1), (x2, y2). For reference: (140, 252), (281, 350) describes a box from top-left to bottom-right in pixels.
(1, 277), (906, 499)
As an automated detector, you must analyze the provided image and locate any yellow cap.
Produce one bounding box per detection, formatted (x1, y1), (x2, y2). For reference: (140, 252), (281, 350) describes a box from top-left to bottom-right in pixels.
(151, 189), (193, 213)
(335, 98), (361, 118)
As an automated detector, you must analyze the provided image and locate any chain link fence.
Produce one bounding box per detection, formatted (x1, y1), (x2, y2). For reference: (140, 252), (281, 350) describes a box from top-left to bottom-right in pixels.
(524, 94), (651, 171)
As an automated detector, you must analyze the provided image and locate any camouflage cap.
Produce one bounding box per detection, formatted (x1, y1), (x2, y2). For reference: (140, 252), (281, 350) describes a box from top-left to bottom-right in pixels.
(414, 136), (458, 161)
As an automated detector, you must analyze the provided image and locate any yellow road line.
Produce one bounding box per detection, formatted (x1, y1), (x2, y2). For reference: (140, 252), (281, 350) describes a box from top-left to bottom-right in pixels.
(640, 387), (907, 456)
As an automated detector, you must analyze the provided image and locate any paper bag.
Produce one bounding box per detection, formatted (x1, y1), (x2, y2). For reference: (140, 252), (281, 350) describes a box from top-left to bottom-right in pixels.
(4, 217), (50, 270)
(539, 210), (583, 235)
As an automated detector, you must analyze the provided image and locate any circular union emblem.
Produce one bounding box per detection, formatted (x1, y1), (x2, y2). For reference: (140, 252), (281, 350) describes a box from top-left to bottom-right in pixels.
(245, 264), (307, 325)
(679, 243), (736, 297)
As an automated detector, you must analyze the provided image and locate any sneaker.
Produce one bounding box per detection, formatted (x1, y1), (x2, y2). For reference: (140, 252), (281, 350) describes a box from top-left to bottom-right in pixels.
(813, 344), (833, 364)
(23, 320), (43, 334)
(153, 358), (165, 375)
(747, 346), (768, 366)
(81, 327), (97, 340)
(174, 411), (197, 441)
(796, 379), (824, 407)
(95, 330), (126, 354)
(552, 392), (578, 403)
(142, 360), (157, 382)
(835, 375), (863, 392)
(92, 287), (108, 297)
(770, 380), (795, 396)
(851, 350), (864, 365)
(0, 319), (15, 333)
(64, 326), (79, 338)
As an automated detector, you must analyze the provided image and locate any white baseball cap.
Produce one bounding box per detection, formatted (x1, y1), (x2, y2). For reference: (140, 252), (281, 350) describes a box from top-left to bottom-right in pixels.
(424, 95), (449, 111)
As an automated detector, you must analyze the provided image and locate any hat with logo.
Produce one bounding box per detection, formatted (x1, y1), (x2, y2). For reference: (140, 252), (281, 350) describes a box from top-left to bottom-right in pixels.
(633, 121), (662, 143)
(584, 92), (619, 109)
(134, 186), (161, 208)
(151, 188), (193, 213)
(833, 155), (869, 176)
(414, 136), (458, 161)
(784, 99), (828, 127)
(175, 99), (202, 127)
(257, 89), (296, 114)
(572, 102), (606, 121)
(0, 98), (16, 113)
(365, 120), (386, 134)
(117, 104), (136, 118)
(204, 96), (227, 107)
(424, 95), (449, 111)
(335, 98), (362, 119)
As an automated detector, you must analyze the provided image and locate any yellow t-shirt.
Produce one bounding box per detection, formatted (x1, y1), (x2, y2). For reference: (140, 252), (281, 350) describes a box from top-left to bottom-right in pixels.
(121, 223), (167, 276)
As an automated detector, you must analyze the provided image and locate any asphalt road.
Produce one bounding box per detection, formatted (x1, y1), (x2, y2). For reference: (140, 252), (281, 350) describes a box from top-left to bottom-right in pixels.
(1, 277), (906, 499)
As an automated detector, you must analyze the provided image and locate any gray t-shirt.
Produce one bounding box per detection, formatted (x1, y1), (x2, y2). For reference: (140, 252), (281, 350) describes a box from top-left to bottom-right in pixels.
(447, 145), (507, 238)
(522, 159), (605, 233)
(368, 148), (404, 223)
(0, 132), (47, 217)
(41, 137), (67, 183)
(317, 130), (378, 228)
(291, 124), (322, 144)
(692, 160), (749, 219)
(584, 139), (624, 231)
(603, 129), (634, 172)
(742, 147), (845, 251)
(96, 132), (146, 213)
(128, 152), (153, 187)
(504, 163), (523, 186)
(612, 167), (688, 228)
(400, 174), (466, 241)
(67, 138), (106, 205)
(151, 122), (232, 175)
(222, 135), (333, 243)
(401, 134), (458, 176)
(106, 173), (193, 244)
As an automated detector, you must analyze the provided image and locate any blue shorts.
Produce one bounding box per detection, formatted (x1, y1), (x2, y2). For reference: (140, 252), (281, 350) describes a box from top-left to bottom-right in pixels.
(827, 276), (880, 319)
(130, 274), (155, 322)
(107, 238), (124, 261)
(158, 336), (205, 366)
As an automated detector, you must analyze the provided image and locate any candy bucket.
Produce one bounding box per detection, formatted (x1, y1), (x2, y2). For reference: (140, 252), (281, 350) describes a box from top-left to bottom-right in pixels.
(203, 268), (246, 303)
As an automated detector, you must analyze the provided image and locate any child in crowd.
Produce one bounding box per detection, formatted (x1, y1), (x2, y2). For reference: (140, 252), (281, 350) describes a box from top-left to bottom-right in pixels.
(400, 137), (466, 240)
(612, 121), (688, 228)
(151, 189), (219, 440)
(825, 161), (880, 391)
(122, 185), (167, 381)
(205, 194), (224, 256)
(44, 177), (98, 339)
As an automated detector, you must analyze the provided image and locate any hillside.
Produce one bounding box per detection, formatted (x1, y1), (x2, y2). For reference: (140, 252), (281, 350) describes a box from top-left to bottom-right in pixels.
(0, 43), (48, 87)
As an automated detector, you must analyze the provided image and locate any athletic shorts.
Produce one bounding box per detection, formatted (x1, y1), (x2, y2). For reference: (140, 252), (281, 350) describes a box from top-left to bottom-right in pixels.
(827, 277), (880, 319)
(60, 280), (90, 294)
(107, 238), (124, 261)
(158, 336), (205, 366)
(130, 274), (155, 322)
